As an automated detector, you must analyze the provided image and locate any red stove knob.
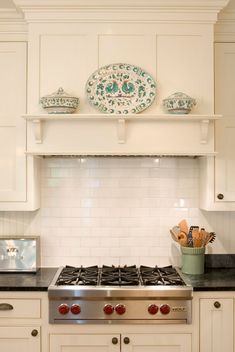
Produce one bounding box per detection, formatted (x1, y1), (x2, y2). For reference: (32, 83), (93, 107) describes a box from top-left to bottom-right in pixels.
(103, 304), (114, 315)
(71, 304), (81, 315)
(148, 304), (159, 315)
(115, 304), (126, 315)
(160, 304), (171, 315)
(58, 304), (70, 315)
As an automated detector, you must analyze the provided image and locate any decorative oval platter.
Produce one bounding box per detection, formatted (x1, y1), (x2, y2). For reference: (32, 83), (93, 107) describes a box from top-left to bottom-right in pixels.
(86, 63), (156, 114)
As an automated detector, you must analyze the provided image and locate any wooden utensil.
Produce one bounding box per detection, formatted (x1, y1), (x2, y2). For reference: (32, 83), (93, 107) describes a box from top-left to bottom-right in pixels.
(170, 229), (179, 243)
(178, 219), (189, 235)
(178, 231), (188, 247)
(192, 228), (203, 247)
(200, 229), (211, 247)
(209, 232), (216, 243)
(204, 232), (216, 245)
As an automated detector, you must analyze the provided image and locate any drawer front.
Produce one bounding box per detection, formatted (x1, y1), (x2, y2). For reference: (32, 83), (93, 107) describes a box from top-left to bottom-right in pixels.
(0, 299), (40, 318)
(0, 326), (40, 351)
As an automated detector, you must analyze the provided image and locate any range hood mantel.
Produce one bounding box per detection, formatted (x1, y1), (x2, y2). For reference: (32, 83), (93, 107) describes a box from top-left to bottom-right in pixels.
(15, 0), (229, 157)
(24, 114), (220, 157)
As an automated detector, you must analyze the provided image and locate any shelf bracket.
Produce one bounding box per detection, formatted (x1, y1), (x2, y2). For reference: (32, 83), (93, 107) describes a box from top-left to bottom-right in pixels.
(200, 119), (209, 144)
(117, 118), (126, 144)
(32, 119), (43, 144)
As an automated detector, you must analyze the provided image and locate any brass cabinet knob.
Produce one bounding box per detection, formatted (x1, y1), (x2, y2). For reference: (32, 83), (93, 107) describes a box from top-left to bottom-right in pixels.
(123, 337), (130, 344)
(31, 329), (39, 337)
(112, 337), (118, 345)
(214, 301), (221, 309)
(217, 193), (224, 200)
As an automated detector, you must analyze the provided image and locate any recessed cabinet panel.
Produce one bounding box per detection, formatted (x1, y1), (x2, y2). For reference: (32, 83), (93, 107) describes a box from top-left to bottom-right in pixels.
(0, 299), (40, 319)
(0, 42), (26, 202)
(123, 333), (191, 352)
(39, 34), (98, 114)
(50, 334), (120, 352)
(50, 333), (191, 352)
(200, 298), (233, 352)
(157, 34), (213, 113)
(0, 326), (40, 352)
(215, 43), (235, 202)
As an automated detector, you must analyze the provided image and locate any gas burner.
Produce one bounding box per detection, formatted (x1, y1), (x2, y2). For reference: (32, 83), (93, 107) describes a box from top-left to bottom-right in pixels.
(56, 265), (99, 286)
(54, 264), (184, 287)
(140, 265), (184, 286)
(100, 265), (140, 286)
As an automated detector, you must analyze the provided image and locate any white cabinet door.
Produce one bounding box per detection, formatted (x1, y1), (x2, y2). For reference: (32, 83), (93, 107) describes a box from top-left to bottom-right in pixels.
(0, 326), (40, 352)
(50, 334), (120, 352)
(50, 333), (191, 352)
(215, 43), (235, 202)
(200, 298), (233, 352)
(122, 334), (191, 352)
(0, 42), (26, 202)
(0, 42), (40, 210)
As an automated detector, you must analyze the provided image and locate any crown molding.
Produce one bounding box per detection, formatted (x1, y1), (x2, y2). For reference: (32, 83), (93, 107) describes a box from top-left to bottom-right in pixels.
(0, 8), (23, 19)
(0, 8), (27, 40)
(12, 0), (230, 23)
(215, 7), (235, 41)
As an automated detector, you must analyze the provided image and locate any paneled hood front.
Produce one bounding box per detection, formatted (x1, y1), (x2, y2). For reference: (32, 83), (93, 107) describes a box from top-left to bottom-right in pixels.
(14, 0), (228, 156)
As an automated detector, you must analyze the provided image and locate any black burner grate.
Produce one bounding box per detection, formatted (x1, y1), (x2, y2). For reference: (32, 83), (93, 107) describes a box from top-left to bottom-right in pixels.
(55, 265), (185, 286)
(140, 265), (184, 286)
(56, 265), (99, 286)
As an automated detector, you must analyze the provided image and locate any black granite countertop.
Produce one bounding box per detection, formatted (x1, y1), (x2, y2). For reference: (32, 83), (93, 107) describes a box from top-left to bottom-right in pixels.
(0, 267), (58, 291)
(1, 256), (235, 292)
(179, 254), (235, 291)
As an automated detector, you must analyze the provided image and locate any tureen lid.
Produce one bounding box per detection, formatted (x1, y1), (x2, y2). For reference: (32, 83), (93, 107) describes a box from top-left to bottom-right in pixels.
(41, 87), (78, 100)
(163, 92), (195, 102)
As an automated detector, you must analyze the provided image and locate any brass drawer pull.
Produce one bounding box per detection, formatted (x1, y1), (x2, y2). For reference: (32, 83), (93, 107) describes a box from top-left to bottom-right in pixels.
(0, 303), (13, 311)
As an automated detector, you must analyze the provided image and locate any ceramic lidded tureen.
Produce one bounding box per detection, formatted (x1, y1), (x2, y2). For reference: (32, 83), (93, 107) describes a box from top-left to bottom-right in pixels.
(162, 92), (196, 114)
(40, 87), (79, 114)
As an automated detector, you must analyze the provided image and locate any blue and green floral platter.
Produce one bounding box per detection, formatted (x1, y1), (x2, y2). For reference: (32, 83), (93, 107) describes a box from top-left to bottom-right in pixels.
(86, 63), (156, 114)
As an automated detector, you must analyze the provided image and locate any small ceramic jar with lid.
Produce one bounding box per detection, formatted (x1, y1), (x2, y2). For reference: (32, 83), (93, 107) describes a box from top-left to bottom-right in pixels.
(162, 92), (196, 114)
(40, 87), (79, 114)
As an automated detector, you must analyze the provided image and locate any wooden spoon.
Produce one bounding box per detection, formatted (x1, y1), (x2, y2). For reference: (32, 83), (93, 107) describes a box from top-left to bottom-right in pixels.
(178, 232), (188, 247)
(178, 219), (189, 235)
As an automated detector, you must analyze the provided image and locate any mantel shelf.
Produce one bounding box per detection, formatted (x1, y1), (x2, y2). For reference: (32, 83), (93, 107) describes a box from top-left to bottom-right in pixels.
(23, 113), (220, 145)
(23, 113), (220, 121)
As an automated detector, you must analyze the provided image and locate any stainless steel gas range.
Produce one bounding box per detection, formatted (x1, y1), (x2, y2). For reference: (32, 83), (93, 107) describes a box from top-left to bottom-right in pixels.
(48, 265), (192, 324)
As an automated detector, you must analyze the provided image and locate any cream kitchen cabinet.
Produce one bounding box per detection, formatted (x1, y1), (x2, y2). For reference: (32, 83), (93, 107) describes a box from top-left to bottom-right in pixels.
(50, 333), (191, 352)
(200, 43), (235, 210)
(200, 298), (233, 352)
(214, 43), (235, 203)
(0, 326), (40, 352)
(0, 297), (41, 352)
(0, 42), (40, 211)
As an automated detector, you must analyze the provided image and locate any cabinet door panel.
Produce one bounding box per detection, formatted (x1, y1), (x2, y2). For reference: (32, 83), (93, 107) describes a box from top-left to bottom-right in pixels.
(200, 298), (233, 352)
(0, 42), (26, 201)
(215, 43), (235, 201)
(0, 326), (40, 352)
(122, 334), (191, 352)
(50, 334), (120, 352)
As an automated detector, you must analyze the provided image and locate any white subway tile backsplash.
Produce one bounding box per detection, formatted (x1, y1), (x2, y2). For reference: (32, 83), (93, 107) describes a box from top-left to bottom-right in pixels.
(0, 156), (234, 267)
